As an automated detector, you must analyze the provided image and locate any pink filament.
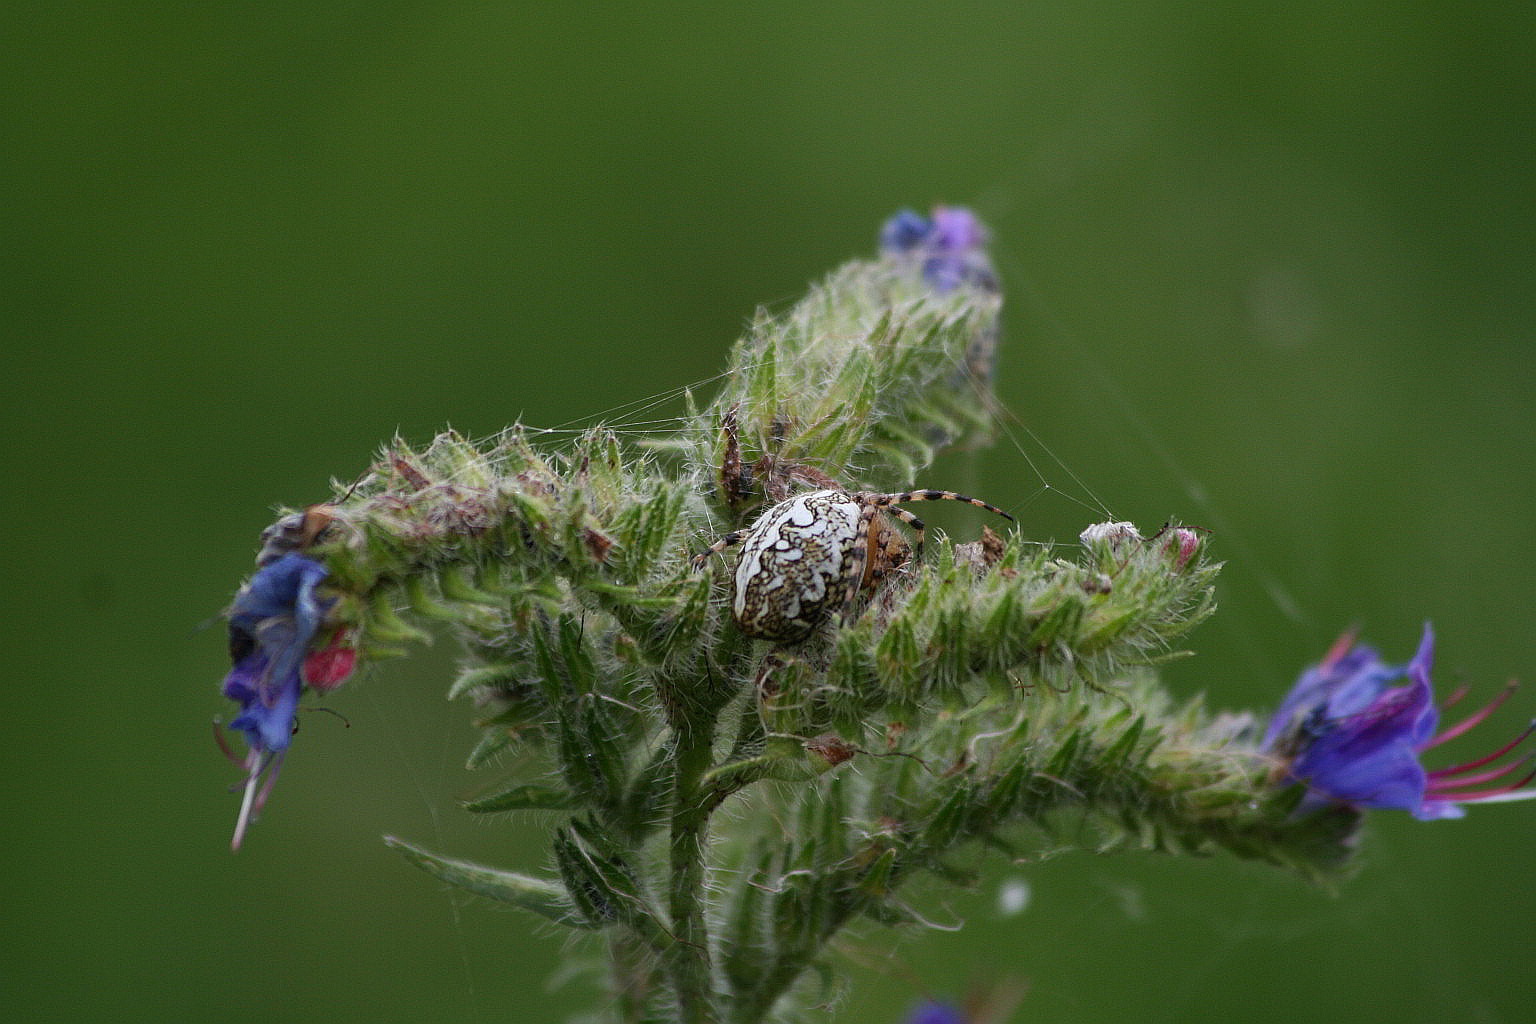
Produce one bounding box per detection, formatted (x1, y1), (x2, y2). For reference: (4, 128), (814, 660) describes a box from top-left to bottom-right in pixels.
(212, 720), (244, 765)
(1427, 720), (1536, 778)
(1439, 683), (1471, 712)
(1426, 764), (1536, 803)
(1423, 682), (1518, 751)
(1321, 630), (1360, 670)
(1427, 753), (1534, 791)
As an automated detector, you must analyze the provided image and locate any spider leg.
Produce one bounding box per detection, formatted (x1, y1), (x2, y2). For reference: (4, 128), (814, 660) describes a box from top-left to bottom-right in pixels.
(881, 489), (1014, 522)
(879, 505), (928, 561)
(837, 505), (879, 625)
(866, 489), (1014, 562)
(752, 650), (790, 700)
(717, 404), (757, 511)
(863, 512), (907, 587)
(691, 530), (746, 570)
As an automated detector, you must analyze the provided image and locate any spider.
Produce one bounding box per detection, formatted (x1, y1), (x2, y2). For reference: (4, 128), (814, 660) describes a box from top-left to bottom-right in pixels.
(712, 405), (916, 585)
(693, 488), (1013, 642)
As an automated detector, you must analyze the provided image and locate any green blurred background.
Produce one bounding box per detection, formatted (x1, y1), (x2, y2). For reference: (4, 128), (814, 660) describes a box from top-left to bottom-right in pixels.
(6, 3), (1533, 1021)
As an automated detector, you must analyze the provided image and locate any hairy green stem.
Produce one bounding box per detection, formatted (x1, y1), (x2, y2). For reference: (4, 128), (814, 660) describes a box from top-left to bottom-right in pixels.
(728, 866), (885, 1024)
(667, 719), (719, 1023)
(607, 930), (659, 1024)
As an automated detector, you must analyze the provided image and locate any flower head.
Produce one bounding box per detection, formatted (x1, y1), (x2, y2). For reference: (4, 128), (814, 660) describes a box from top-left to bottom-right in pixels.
(1161, 526), (1201, 571)
(220, 553), (351, 849)
(1264, 624), (1535, 820)
(880, 206), (997, 293)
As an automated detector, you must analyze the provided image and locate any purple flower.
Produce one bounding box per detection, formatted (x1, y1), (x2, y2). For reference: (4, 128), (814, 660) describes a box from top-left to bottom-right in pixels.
(879, 206), (997, 293)
(219, 553), (332, 849)
(907, 1000), (967, 1024)
(1264, 624), (1535, 820)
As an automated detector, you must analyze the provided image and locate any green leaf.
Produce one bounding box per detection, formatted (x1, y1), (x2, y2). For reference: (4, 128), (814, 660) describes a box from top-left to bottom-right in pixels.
(406, 576), (475, 624)
(855, 847), (899, 900)
(1044, 727), (1083, 777)
(446, 661), (523, 701)
(364, 592), (430, 646)
(383, 835), (591, 928)
(462, 782), (574, 814)
(552, 827), (621, 927)
(464, 728), (514, 770)
(619, 746), (674, 839)
(438, 564), (507, 607)
(1102, 715), (1147, 768)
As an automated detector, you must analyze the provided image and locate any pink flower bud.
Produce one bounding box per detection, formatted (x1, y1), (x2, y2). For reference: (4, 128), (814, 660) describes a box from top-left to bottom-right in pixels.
(303, 633), (357, 691)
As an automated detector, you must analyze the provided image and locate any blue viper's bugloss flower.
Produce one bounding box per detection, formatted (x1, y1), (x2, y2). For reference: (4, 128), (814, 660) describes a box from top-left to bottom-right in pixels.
(907, 1000), (967, 1024)
(221, 553), (332, 849)
(880, 206), (997, 292)
(1264, 625), (1536, 820)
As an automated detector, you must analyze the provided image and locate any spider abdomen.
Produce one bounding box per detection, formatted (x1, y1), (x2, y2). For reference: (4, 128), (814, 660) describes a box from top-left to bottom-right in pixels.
(732, 491), (863, 642)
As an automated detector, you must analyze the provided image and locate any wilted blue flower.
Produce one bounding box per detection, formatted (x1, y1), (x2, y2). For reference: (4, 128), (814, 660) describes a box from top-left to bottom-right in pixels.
(1264, 624), (1535, 820)
(907, 999), (967, 1024)
(879, 206), (997, 293)
(219, 553), (332, 849)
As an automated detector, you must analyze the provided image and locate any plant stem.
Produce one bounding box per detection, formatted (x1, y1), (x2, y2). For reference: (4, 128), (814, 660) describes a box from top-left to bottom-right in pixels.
(667, 718), (719, 1023)
(728, 897), (861, 1024)
(606, 930), (658, 1024)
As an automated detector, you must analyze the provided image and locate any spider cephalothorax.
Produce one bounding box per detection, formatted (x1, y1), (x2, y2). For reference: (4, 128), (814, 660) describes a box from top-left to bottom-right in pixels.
(693, 488), (1013, 642)
(711, 407), (915, 593)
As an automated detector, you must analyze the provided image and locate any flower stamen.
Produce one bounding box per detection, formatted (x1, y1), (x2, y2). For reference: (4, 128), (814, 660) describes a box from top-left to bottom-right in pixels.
(1423, 681), (1519, 751)
(1428, 752), (1535, 790)
(231, 756), (267, 852)
(1425, 764), (1536, 803)
(212, 719), (243, 766)
(230, 749), (286, 852)
(1439, 682), (1471, 712)
(1427, 719), (1536, 778)
(1320, 629), (1359, 670)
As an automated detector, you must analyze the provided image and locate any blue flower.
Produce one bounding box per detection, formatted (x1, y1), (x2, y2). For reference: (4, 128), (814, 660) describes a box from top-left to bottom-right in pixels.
(879, 206), (997, 293)
(219, 553), (332, 849)
(906, 1000), (967, 1024)
(1264, 624), (1535, 820)
(880, 209), (933, 252)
